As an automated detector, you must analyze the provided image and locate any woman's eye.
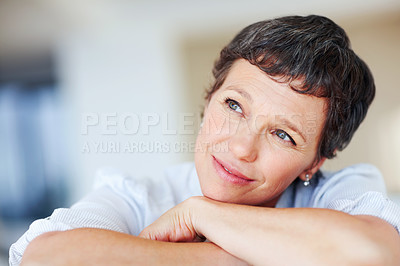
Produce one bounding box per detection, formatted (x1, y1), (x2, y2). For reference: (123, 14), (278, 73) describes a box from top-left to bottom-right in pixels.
(226, 99), (243, 114)
(275, 129), (296, 145)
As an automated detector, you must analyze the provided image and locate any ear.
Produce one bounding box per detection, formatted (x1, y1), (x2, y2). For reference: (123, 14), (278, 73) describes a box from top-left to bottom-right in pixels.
(299, 157), (327, 181)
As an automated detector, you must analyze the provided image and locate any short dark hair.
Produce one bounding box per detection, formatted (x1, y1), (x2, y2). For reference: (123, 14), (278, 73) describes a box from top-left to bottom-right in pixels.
(206, 15), (375, 161)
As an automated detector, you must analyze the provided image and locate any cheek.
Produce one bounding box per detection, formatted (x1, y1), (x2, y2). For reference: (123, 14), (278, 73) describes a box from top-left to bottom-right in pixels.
(259, 149), (309, 184)
(194, 108), (229, 185)
(197, 108), (231, 143)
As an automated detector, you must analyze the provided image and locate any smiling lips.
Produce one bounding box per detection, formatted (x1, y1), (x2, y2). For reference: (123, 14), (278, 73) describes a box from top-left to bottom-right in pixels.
(212, 156), (254, 185)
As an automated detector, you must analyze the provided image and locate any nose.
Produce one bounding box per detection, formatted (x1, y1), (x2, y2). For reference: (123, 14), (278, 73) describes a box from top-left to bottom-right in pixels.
(229, 131), (259, 162)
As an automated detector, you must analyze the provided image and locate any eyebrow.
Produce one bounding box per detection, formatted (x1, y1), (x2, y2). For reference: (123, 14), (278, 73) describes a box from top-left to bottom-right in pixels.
(226, 87), (253, 104)
(226, 86), (307, 143)
(275, 116), (307, 143)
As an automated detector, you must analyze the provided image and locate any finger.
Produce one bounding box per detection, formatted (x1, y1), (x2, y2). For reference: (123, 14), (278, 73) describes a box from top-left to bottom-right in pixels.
(138, 230), (155, 240)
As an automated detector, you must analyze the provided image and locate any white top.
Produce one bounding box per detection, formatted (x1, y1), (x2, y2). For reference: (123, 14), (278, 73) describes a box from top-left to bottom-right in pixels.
(9, 162), (400, 265)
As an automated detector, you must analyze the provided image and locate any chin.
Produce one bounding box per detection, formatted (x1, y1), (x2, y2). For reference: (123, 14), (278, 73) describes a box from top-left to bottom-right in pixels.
(199, 182), (235, 203)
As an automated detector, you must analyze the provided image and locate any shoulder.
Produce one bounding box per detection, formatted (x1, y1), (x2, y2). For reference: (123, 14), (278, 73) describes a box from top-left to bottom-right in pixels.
(163, 161), (201, 201)
(92, 162), (199, 200)
(278, 163), (385, 208)
(321, 163), (384, 186)
(314, 163), (386, 203)
(311, 164), (400, 234)
(88, 162), (200, 215)
(9, 162), (200, 266)
(77, 162), (200, 232)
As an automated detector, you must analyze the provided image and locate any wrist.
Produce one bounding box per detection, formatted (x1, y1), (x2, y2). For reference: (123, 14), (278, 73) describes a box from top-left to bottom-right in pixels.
(188, 196), (218, 240)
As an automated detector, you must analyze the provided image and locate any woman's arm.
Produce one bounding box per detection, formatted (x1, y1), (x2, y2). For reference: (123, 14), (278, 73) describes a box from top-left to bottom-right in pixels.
(21, 227), (247, 266)
(140, 197), (400, 266)
(21, 227), (248, 266)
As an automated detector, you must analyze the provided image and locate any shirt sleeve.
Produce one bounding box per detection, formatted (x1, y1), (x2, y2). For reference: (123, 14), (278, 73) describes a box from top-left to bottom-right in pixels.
(9, 168), (147, 266)
(312, 164), (400, 234)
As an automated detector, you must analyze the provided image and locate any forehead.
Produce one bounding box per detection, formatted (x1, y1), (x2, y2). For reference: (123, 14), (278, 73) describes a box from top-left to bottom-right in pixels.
(220, 59), (327, 141)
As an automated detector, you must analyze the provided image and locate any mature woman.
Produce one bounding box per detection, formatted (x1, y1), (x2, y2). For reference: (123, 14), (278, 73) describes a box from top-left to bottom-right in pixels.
(11, 15), (400, 265)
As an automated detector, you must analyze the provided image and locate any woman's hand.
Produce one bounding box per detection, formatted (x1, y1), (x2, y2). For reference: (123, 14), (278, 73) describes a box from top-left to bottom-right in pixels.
(140, 196), (400, 266)
(139, 196), (206, 243)
(139, 197), (250, 266)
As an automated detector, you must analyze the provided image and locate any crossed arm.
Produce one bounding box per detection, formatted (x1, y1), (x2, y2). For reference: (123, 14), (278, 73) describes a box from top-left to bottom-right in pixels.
(22, 196), (400, 266)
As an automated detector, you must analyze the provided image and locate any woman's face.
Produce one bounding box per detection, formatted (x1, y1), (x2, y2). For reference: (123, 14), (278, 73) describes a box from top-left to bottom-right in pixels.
(194, 59), (327, 207)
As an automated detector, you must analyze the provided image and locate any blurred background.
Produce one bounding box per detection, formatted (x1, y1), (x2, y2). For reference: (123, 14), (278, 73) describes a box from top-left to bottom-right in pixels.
(0, 0), (399, 263)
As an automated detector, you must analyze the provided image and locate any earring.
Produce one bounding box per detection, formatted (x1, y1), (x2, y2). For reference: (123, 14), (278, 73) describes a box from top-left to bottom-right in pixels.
(304, 174), (310, 187)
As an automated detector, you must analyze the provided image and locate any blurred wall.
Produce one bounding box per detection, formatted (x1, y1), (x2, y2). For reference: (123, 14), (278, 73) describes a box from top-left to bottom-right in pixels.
(1, 0), (399, 204)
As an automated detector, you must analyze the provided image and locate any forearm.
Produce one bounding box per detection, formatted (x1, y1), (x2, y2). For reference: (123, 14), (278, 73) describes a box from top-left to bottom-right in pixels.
(21, 228), (246, 266)
(195, 198), (399, 266)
